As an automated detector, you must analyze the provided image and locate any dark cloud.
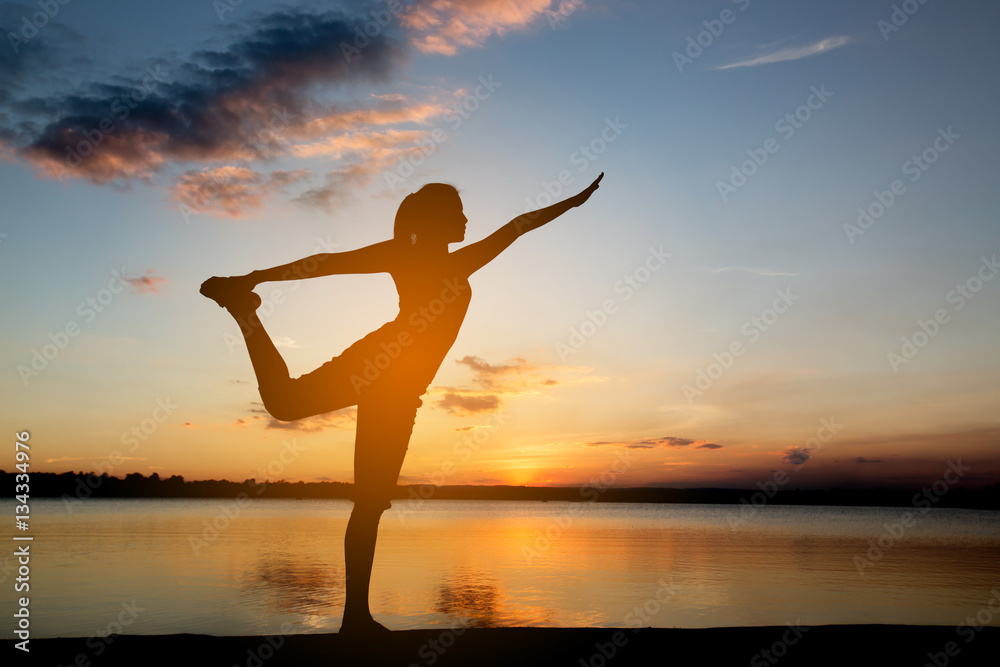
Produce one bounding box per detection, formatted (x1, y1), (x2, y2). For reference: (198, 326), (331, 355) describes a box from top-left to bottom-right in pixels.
(586, 436), (722, 450)
(436, 392), (501, 415)
(853, 456), (883, 464)
(3, 9), (406, 184)
(783, 447), (812, 465)
(455, 355), (534, 389)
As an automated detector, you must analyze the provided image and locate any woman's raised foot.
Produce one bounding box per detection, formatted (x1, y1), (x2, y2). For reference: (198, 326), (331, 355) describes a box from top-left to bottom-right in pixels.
(199, 276), (261, 314)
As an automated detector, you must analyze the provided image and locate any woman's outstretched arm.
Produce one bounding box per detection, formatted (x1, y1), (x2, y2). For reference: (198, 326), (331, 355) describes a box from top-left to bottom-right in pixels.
(453, 173), (603, 276)
(240, 239), (397, 286)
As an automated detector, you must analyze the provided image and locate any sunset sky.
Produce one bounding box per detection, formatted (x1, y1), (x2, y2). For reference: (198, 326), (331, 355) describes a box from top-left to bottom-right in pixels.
(2, 0), (998, 490)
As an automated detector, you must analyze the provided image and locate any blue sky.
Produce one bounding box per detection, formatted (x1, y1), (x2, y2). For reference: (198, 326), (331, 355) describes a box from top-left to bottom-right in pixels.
(2, 0), (998, 488)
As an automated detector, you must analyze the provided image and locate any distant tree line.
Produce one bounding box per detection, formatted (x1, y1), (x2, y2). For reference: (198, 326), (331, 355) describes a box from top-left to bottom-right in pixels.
(2, 470), (998, 509)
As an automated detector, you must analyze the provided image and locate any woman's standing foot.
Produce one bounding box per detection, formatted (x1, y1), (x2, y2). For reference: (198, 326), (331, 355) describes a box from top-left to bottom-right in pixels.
(339, 613), (390, 636)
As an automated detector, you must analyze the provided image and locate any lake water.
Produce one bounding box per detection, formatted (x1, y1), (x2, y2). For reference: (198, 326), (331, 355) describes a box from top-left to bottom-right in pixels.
(2, 499), (999, 638)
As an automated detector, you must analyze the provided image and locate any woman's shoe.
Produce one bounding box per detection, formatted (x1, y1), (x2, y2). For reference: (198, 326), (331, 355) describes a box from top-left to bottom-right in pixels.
(200, 276), (261, 312)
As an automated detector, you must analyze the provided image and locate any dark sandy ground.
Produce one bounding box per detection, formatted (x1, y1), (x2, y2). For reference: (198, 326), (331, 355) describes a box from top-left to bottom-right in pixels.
(6, 625), (999, 666)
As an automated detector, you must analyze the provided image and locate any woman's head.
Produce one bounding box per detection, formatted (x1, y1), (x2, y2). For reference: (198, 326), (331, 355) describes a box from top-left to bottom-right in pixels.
(394, 183), (467, 245)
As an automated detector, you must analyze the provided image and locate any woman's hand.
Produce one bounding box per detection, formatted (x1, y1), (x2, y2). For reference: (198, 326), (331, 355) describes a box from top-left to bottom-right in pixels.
(571, 172), (604, 207)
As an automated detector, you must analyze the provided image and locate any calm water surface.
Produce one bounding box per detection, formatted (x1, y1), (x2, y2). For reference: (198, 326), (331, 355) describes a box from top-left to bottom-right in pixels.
(2, 499), (998, 637)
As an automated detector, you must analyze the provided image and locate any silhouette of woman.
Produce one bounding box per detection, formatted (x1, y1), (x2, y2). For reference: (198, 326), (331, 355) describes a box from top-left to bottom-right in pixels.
(200, 173), (603, 634)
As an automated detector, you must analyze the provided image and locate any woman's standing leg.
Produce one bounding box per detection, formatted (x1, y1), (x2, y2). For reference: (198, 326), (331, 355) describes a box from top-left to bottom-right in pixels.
(341, 390), (422, 633)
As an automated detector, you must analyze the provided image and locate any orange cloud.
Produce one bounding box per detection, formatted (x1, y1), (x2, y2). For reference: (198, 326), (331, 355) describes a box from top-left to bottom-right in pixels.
(291, 100), (448, 140)
(264, 408), (357, 432)
(171, 166), (310, 218)
(123, 270), (167, 294)
(436, 392), (502, 415)
(402, 0), (557, 55)
(290, 128), (432, 160)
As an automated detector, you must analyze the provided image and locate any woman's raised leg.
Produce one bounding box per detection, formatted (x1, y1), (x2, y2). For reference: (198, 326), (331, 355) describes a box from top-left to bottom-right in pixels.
(201, 276), (311, 421)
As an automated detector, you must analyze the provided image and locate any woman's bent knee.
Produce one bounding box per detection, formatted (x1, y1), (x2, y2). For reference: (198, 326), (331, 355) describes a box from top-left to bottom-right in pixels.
(259, 385), (304, 422)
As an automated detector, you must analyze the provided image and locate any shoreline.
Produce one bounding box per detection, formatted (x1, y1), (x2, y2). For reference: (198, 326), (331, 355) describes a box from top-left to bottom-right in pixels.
(6, 625), (999, 666)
